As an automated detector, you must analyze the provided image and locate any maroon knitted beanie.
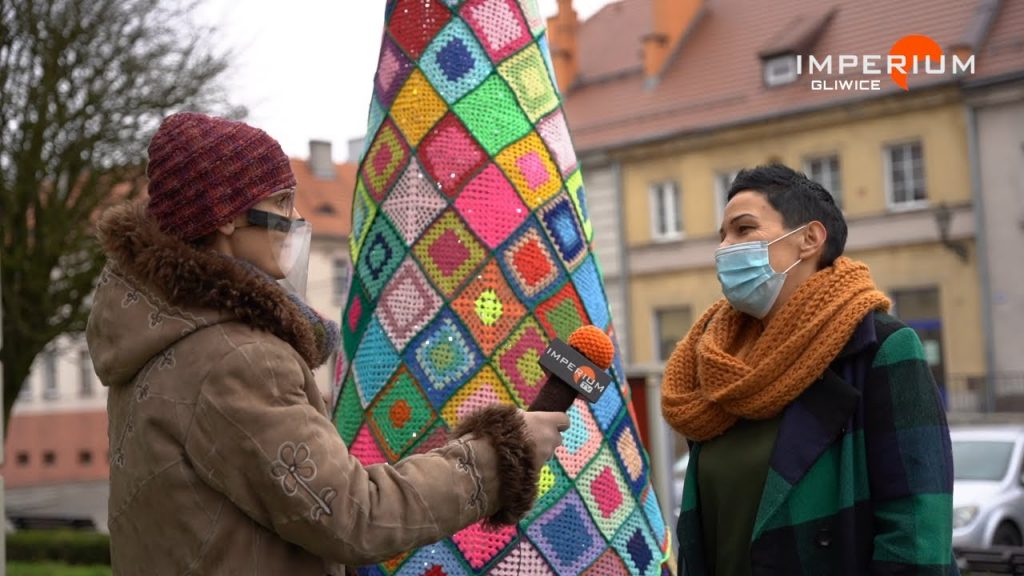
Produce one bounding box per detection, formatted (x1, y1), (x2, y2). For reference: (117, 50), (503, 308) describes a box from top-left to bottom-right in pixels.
(146, 112), (296, 240)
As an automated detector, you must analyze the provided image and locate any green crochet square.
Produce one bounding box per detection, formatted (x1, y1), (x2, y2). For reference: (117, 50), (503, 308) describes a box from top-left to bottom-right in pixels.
(334, 376), (363, 444)
(453, 74), (532, 156)
(367, 369), (437, 460)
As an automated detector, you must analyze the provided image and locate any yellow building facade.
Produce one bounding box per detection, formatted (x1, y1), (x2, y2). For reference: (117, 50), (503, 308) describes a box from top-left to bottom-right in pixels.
(617, 88), (985, 391)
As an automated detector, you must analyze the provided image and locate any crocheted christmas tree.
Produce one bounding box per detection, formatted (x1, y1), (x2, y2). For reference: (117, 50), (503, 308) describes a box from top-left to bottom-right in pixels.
(334, 1), (670, 573)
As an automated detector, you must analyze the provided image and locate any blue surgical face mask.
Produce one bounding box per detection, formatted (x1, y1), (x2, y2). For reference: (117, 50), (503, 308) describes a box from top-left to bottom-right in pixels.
(714, 225), (807, 319)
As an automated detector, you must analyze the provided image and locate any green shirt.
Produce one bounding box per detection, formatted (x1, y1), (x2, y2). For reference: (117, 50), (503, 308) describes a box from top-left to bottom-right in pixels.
(698, 416), (782, 576)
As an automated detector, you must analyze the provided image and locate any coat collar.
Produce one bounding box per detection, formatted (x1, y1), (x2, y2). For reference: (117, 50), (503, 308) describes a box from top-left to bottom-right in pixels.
(752, 311), (877, 537)
(95, 201), (323, 369)
(835, 309), (877, 360)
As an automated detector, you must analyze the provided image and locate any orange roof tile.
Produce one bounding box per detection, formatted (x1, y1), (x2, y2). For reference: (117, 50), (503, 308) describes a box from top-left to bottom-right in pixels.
(290, 158), (355, 239)
(562, 0), (1022, 154)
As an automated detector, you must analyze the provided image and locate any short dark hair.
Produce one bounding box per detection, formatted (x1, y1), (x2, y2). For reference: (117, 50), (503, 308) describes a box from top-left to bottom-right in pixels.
(726, 163), (847, 268)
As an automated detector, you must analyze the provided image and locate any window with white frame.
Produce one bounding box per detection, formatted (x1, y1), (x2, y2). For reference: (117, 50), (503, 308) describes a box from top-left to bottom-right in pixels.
(885, 141), (927, 208)
(18, 378), (32, 401)
(649, 181), (682, 241)
(804, 154), (843, 208)
(333, 257), (350, 305)
(43, 348), (59, 400)
(714, 170), (740, 225)
(763, 54), (798, 87)
(79, 348), (94, 398)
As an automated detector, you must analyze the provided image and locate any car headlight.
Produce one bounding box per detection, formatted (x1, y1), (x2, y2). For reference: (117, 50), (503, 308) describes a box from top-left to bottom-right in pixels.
(953, 505), (979, 529)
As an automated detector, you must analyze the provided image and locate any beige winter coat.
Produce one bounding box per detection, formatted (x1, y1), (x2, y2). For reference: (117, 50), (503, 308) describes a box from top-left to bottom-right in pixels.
(86, 203), (537, 575)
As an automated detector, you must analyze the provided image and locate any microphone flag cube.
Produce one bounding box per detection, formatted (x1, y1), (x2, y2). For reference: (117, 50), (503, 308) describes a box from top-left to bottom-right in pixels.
(539, 338), (612, 404)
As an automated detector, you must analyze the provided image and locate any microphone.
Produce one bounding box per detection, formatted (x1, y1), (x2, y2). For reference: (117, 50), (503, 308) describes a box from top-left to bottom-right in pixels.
(528, 325), (615, 412)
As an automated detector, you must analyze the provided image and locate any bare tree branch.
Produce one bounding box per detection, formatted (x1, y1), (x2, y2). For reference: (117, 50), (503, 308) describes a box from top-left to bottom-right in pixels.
(1, 0), (241, 428)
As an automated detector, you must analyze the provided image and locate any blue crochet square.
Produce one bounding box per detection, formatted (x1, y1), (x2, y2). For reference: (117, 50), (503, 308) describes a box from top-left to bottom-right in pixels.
(394, 537), (469, 576)
(420, 19), (493, 105)
(527, 491), (604, 573)
(352, 317), (402, 404)
(572, 255), (609, 329)
(590, 380), (624, 432)
(538, 193), (586, 271)
(611, 510), (660, 576)
(405, 309), (483, 410)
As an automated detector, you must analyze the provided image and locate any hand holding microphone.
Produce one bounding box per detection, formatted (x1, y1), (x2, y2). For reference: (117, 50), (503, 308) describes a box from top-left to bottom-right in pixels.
(521, 411), (571, 470)
(528, 325), (615, 413)
(456, 326), (611, 524)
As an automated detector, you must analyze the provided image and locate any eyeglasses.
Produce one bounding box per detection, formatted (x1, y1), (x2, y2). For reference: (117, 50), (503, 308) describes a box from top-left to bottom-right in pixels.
(246, 209), (306, 233)
(267, 188), (296, 216)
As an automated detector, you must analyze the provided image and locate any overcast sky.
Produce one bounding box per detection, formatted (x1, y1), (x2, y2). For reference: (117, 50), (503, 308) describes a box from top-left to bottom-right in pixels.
(194, 1), (614, 162)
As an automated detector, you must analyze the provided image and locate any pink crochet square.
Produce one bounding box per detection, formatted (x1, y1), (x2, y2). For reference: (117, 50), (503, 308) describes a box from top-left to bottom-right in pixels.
(454, 164), (528, 250)
(452, 522), (517, 570)
(490, 539), (555, 575)
(419, 114), (487, 199)
(461, 0), (531, 62)
(350, 426), (387, 466)
(537, 109), (578, 178)
(516, 150), (552, 191)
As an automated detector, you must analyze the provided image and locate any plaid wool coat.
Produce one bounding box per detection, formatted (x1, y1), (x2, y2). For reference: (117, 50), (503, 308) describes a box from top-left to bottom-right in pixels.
(676, 311), (959, 575)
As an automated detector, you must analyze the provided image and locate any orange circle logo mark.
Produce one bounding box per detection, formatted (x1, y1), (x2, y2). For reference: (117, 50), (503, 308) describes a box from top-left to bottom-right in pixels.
(888, 34), (943, 91)
(573, 365), (596, 385)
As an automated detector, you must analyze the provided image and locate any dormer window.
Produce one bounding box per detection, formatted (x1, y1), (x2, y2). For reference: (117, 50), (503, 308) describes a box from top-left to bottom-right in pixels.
(764, 54), (798, 86)
(759, 7), (835, 87)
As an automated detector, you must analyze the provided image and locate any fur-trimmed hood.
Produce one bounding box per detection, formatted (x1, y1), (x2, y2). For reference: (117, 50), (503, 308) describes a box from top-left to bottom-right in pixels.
(87, 201), (329, 388)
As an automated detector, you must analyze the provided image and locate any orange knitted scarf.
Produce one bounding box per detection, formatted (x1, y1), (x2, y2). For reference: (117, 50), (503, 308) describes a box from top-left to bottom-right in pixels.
(661, 257), (890, 441)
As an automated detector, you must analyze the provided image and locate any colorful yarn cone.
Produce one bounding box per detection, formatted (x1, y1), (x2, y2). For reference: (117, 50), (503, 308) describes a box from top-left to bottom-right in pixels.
(334, 1), (670, 573)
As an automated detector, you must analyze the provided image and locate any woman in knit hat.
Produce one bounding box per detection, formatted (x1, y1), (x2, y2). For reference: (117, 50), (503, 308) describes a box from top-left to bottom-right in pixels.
(86, 112), (569, 575)
(662, 164), (957, 575)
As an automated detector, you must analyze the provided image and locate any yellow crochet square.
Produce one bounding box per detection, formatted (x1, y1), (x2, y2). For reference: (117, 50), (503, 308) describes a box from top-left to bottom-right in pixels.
(441, 365), (514, 428)
(349, 179), (377, 263)
(565, 168), (592, 242)
(498, 43), (559, 123)
(390, 69), (448, 146)
(496, 131), (561, 209)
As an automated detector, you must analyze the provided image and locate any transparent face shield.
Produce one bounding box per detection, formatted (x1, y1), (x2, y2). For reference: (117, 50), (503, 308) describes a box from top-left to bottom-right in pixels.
(246, 208), (312, 298)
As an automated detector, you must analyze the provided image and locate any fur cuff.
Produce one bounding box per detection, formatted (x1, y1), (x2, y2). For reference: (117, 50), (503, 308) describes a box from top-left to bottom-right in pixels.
(453, 404), (537, 527)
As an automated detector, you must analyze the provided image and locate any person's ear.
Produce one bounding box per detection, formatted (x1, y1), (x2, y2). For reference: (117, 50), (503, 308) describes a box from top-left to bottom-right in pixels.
(217, 221), (236, 236)
(799, 221), (828, 261)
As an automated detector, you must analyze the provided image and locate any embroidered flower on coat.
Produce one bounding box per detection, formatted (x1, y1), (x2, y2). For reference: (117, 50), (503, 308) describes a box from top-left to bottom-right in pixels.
(135, 380), (150, 401)
(314, 488), (337, 521)
(157, 349), (175, 370)
(122, 291), (140, 307)
(271, 442), (318, 495)
(270, 442), (335, 520)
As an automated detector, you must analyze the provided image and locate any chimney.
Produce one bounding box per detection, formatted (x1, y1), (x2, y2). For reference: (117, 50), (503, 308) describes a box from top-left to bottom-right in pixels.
(643, 0), (703, 79)
(546, 0), (579, 93)
(309, 140), (335, 180)
(347, 136), (366, 164)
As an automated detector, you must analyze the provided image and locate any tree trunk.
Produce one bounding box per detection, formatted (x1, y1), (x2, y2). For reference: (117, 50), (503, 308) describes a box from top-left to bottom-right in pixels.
(3, 344), (37, 439)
